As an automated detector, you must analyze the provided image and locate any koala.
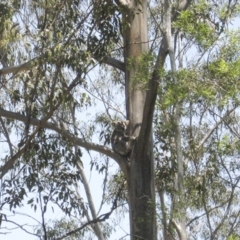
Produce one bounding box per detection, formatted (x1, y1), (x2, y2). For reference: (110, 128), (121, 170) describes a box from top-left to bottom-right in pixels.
(111, 120), (136, 156)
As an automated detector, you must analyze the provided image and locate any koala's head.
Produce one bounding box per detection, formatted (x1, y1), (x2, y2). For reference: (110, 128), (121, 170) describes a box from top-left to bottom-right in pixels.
(112, 120), (129, 132)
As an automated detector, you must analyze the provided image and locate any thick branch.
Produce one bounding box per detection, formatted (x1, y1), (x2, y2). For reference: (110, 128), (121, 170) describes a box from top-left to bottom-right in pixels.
(0, 54), (125, 77)
(0, 104), (57, 178)
(139, 0), (193, 163)
(0, 108), (127, 177)
(0, 58), (36, 76)
(139, 37), (168, 153)
(103, 56), (125, 72)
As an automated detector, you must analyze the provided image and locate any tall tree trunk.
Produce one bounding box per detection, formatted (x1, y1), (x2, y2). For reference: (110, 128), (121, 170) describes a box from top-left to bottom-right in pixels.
(171, 107), (187, 240)
(121, 0), (191, 239)
(164, 0), (187, 238)
(123, 1), (156, 239)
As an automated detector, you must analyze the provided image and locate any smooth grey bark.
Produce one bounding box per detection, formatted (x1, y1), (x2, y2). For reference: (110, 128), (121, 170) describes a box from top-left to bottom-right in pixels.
(118, 0), (192, 238)
(103, 56), (125, 72)
(164, 0), (187, 239)
(0, 58), (36, 75)
(71, 107), (105, 240)
(76, 157), (105, 240)
(121, 1), (157, 239)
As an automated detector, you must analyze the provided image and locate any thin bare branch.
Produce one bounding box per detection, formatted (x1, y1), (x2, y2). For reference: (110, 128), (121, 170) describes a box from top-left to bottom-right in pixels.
(197, 107), (237, 148)
(55, 183), (123, 240)
(2, 219), (40, 237)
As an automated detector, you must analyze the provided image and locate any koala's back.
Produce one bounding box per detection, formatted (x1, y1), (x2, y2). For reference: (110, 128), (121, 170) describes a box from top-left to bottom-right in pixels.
(111, 121), (134, 156)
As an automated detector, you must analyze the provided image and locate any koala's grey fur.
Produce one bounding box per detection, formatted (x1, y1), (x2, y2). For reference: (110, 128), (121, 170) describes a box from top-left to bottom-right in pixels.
(111, 120), (136, 156)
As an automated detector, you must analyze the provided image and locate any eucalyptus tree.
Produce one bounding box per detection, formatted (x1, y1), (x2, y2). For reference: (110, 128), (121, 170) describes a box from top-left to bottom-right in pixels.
(0, 0), (240, 240)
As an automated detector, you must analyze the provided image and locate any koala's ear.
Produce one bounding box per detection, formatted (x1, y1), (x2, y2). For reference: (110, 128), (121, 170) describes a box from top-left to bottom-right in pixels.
(125, 120), (129, 124)
(112, 121), (117, 127)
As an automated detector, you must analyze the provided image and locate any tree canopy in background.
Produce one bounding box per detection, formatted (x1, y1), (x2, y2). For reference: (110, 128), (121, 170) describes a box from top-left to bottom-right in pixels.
(0, 0), (240, 239)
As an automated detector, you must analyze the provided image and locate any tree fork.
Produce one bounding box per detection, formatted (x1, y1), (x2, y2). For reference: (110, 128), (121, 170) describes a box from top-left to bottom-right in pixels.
(123, 1), (156, 239)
